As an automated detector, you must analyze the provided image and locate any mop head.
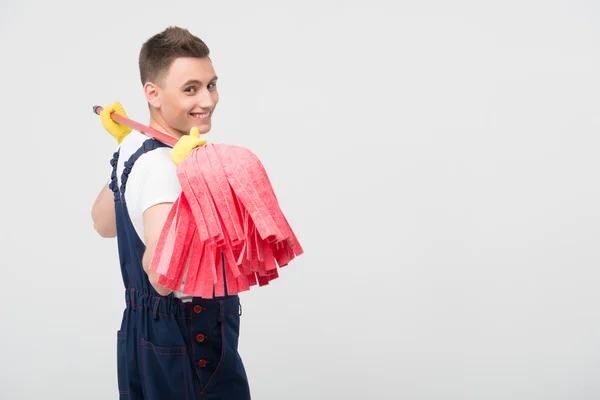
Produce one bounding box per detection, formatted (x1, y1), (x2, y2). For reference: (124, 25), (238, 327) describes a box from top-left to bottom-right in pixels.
(149, 143), (303, 298)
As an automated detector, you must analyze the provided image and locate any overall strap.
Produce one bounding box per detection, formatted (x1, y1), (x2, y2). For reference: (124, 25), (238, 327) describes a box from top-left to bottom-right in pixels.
(108, 149), (121, 201)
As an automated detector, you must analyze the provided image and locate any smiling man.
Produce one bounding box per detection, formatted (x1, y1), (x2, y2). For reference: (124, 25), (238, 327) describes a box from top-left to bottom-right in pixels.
(91, 26), (251, 399)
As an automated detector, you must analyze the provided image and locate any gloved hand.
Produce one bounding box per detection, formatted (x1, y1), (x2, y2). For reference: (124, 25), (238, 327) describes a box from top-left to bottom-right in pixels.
(100, 101), (132, 144)
(171, 127), (207, 165)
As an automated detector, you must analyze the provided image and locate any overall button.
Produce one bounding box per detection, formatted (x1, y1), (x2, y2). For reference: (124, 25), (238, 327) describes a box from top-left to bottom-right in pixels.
(197, 359), (209, 368)
(196, 334), (206, 343)
(193, 305), (204, 314)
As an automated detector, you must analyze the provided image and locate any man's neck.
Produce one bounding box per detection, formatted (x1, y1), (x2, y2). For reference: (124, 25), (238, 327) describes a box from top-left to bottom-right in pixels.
(149, 112), (185, 141)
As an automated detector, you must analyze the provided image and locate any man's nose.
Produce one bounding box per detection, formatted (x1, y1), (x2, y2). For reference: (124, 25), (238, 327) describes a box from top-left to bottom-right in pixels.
(197, 88), (215, 108)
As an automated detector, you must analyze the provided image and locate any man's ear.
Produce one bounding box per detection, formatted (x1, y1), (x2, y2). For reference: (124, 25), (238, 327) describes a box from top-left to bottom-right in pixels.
(144, 82), (161, 109)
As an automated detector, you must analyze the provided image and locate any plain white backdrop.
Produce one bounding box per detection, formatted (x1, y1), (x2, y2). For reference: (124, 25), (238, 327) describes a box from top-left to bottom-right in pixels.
(1, 0), (600, 399)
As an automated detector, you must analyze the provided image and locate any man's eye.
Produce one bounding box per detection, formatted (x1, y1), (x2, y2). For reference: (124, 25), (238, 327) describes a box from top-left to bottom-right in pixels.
(208, 82), (217, 90)
(185, 87), (196, 93)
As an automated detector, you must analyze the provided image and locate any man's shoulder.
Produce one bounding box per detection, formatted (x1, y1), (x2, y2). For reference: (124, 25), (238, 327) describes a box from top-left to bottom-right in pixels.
(119, 131), (147, 158)
(137, 146), (174, 169)
(120, 132), (173, 165)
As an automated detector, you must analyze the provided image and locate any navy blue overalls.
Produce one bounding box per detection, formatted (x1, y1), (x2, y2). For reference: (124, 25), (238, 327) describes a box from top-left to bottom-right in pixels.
(109, 138), (251, 400)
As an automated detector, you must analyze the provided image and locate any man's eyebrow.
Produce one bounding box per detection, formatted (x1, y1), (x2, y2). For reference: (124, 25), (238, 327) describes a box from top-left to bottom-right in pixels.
(182, 76), (219, 87)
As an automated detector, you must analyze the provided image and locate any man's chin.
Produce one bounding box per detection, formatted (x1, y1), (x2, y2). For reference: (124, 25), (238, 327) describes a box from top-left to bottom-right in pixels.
(189, 122), (211, 135)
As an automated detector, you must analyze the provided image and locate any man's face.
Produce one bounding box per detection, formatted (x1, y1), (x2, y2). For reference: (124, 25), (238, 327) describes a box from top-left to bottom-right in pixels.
(149, 57), (219, 136)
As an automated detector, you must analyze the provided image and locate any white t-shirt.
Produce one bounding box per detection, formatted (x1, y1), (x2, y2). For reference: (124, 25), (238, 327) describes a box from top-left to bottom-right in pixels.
(110, 131), (191, 301)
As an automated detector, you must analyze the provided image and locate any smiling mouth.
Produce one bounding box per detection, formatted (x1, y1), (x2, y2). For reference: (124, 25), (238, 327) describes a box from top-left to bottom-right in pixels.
(190, 111), (211, 120)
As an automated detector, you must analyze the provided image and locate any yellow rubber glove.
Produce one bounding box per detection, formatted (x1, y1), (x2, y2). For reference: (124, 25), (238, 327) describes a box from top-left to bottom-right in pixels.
(100, 101), (132, 144)
(171, 127), (207, 165)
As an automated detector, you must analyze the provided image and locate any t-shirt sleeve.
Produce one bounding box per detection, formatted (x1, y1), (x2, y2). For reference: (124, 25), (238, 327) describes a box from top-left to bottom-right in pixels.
(127, 148), (182, 216)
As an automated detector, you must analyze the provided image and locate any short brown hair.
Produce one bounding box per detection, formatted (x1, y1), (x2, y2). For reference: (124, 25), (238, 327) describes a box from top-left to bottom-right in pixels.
(138, 26), (210, 85)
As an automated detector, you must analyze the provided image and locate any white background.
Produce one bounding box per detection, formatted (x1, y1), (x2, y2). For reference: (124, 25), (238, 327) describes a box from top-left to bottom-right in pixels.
(1, 0), (600, 399)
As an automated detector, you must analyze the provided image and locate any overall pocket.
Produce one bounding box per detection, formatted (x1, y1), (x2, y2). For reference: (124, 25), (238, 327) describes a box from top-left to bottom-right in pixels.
(140, 338), (190, 400)
(117, 331), (129, 399)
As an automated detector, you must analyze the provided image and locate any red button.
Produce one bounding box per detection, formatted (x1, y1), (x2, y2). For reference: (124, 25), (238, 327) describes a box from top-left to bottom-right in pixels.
(196, 334), (206, 343)
(193, 305), (203, 314)
(198, 359), (208, 368)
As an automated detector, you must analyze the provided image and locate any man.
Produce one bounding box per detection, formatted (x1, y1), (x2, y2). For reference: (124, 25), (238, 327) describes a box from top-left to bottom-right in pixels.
(91, 26), (251, 399)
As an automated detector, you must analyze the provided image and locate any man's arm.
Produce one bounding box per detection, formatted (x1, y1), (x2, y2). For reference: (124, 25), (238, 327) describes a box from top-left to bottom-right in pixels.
(91, 183), (117, 238)
(142, 202), (174, 296)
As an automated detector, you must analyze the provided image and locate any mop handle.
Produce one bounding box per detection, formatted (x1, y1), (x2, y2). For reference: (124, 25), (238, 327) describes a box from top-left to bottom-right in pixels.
(92, 105), (178, 147)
